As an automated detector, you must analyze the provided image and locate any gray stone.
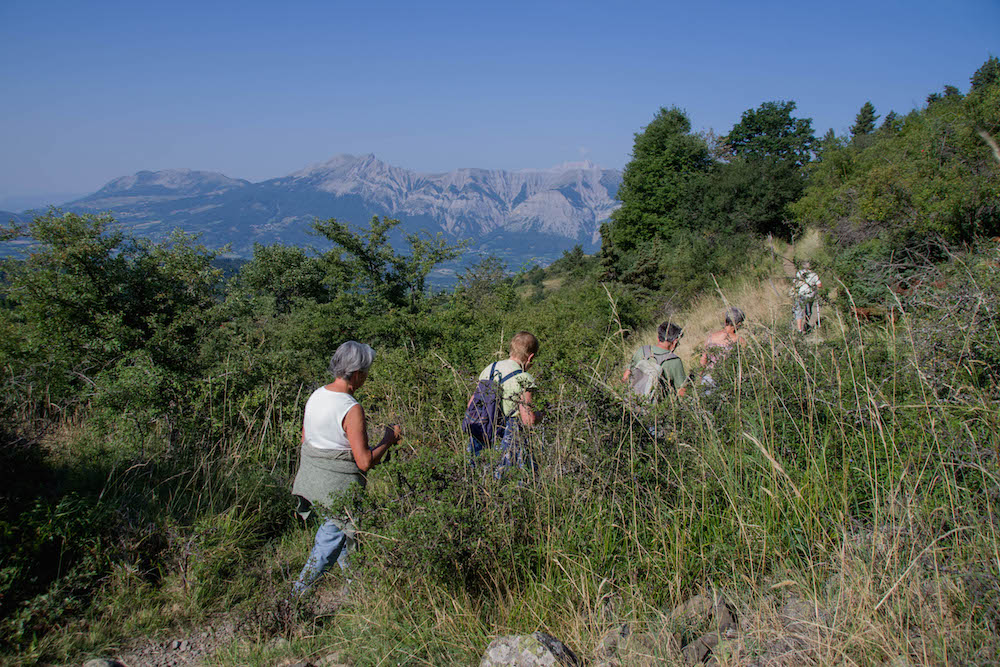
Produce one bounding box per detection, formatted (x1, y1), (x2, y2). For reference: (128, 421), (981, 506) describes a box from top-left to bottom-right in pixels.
(745, 596), (832, 666)
(628, 628), (682, 662)
(779, 596), (828, 635)
(83, 661), (124, 667)
(267, 637), (292, 650)
(752, 634), (811, 666)
(682, 631), (719, 665)
(670, 594), (713, 625)
(596, 623), (630, 657)
(620, 631), (662, 661)
(480, 632), (579, 666)
(713, 596), (738, 637)
(315, 652), (351, 666)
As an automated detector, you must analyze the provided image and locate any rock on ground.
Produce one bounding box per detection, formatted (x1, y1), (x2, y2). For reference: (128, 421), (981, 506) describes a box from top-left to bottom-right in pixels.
(669, 594), (714, 625)
(672, 593), (740, 666)
(314, 652), (352, 666)
(480, 632), (579, 667)
(751, 595), (831, 666)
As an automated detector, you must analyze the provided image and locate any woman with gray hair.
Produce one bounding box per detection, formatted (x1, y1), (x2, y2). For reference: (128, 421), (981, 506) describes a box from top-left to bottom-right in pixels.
(291, 341), (402, 594)
(700, 307), (747, 388)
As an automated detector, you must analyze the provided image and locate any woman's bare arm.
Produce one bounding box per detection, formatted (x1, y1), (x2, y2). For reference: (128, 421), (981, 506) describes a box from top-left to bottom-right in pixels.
(343, 404), (400, 472)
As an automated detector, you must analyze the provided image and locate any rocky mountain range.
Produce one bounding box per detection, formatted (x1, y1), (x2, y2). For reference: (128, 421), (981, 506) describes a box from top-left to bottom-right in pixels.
(48, 154), (622, 266)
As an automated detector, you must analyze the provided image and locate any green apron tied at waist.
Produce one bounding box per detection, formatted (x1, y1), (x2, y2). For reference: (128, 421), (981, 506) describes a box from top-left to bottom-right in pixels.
(291, 442), (364, 523)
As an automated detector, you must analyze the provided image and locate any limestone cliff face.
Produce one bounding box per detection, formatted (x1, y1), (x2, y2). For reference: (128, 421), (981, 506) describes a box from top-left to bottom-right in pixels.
(270, 154), (621, 245)
(68, 154), (622, 257)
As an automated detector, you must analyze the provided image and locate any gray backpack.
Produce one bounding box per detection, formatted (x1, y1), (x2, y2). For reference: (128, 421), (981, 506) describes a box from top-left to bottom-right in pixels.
(629, 345), (678, 398)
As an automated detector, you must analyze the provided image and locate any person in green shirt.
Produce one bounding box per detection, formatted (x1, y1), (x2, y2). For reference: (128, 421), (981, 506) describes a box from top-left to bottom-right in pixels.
(466, 331), (542, 473)
(622, 321), (687, 398)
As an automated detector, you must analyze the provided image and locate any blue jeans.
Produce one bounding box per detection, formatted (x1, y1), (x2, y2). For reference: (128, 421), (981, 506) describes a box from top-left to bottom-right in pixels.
(467, 434), (488, 459)
(467, 417), (535, 478)
(293, 517), (355, 594)
(494, 417), (536, 478)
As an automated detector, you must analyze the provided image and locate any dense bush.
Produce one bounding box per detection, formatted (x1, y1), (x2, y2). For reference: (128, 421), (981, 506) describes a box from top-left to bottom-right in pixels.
(794, 58), (1000, 249)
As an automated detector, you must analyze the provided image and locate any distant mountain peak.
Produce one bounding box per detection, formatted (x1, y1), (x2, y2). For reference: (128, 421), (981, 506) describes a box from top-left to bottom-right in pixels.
(90, 169), (249, 199)
(552, 160), (599, 171)
(59, 154), (622, 264)
(288, 153), (386, 179)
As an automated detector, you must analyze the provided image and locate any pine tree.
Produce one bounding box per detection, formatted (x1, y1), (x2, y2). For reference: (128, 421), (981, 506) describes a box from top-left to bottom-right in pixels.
(970, 56), (1000, 91)
(850, 101), (878, 138)
(879, 111), (901, 134)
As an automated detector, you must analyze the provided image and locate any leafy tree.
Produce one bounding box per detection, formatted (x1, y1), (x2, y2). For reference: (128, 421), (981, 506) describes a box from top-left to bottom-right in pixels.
(707, 100), (816, 238)
(547, 244), (594, 277)
(455, 255), (514, 311)
(1, 212), (133, 368)
(850, 101), (879, 139)
(597, 222), (621, 281)
(313, 215), (463, 311)
(0, 211), (221, 410)
(604, 107), (712, 253)
(233, 243), (327, 313)
(879, 111), (901, 134)
(523, 265), (545, 287)
(814, 128), (847, 160)
(691, 159), (806, 238)
(723, 100), (815, 167)
(128, 231), (222, 376)
(966, 57), (1000, 136)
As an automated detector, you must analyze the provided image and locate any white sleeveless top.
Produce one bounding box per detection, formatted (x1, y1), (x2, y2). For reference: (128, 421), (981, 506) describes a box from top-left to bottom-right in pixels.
(302, 386), (359, 451)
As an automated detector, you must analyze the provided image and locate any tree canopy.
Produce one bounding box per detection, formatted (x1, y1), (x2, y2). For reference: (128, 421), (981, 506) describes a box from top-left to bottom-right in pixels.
(793, 64), (1000, 245)
(723, 100), (815, 168)
(605, 107), (712, 253)
(850, 101), (879, 138)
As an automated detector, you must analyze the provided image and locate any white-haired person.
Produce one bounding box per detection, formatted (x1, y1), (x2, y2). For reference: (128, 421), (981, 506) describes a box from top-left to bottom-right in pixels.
(700, 307), (746, 388)
(291, 341), (402, 594)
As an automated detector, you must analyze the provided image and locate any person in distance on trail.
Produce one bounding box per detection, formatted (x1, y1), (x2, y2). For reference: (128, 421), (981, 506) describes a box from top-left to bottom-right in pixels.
(465, 331), (542, 474)
(700, 307), (746, 388)
(290, 341), (402, 595)
(792, 262), (822, 334)
(623, 321), (687, 398)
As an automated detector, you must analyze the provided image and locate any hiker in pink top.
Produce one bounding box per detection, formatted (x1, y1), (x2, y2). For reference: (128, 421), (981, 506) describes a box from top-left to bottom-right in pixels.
(700, 307), (746, 389)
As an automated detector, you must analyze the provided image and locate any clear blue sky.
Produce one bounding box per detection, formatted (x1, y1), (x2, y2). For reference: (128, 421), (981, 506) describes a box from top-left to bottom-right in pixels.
(1, 0), (997, 202)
